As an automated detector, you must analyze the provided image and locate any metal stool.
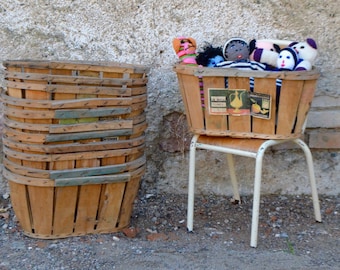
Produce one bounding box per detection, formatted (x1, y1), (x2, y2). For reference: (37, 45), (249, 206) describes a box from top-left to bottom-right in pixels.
(187, 134), (322, 247)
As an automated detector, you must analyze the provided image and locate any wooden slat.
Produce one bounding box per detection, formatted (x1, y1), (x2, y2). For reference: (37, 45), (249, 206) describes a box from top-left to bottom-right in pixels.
(203, 77), (228, 131)
(54, 107), (131, 119)
(27, 185), (54, 235)
(2, 135), (145, 154)
(49, 120), (133, 134)
(276, 80), (304, 135)
(53, 186), (78, 235)
(5, 73), (147, 87)
(96, 182), (126, 231)
(8, 181), (33, 233)
(54, 173), (130, 187)
(46, 129), (133, 142)
(3, 126), (133, 143)
(118, 176), (142, 228)
(177, 73), (204, 130)
(294, 79), (317, 133)
(4, 60), (149, 74)
(1, 92), (133, 109)
(23, 67), (51, 100)
(3, 144), (144, 162)
(50, 156), (145, 179)
(227, 77), (251, 133)
(3, 168), (54, 186)
(252, 78), (277, 135)
(73, 184), (102, 234)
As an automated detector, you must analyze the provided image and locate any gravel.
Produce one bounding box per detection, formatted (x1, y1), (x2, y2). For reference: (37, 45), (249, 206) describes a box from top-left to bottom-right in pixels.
(0, 192), (339, 270)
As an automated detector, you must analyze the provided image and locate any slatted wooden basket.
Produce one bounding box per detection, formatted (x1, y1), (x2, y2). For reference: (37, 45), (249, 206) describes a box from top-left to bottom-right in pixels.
(1, 60), (149, 238)
(174, 64), (319, 139)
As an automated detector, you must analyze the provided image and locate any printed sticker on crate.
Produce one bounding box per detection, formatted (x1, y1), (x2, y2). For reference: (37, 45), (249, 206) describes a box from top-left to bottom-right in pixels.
(249, 92), (271, 120)
(208, 88), (271, 119)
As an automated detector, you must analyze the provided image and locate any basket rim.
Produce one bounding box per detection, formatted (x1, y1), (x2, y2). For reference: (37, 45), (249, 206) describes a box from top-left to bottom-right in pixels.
(3, 59), (150, 73)
(173, 64), (320, 80)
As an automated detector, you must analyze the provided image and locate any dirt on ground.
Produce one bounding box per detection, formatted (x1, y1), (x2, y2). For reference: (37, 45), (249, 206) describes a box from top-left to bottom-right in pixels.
(0, 191), (339, 270)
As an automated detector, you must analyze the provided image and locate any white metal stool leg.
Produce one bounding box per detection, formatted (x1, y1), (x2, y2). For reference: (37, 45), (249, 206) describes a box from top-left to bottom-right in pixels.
(250, 144), (266, 247)
(226, 153), (241, 202)
(293, 139), (322, 222)
(187, 135), (199, 232)
(250, 140), (286, 247)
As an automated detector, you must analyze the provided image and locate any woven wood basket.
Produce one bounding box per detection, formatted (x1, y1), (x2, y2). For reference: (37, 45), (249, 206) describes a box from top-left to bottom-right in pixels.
(1, 60), (149, 238)
(174, 64), (319, 139)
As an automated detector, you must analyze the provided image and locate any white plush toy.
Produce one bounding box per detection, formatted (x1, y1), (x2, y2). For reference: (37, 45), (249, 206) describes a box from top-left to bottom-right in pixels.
(277, 47), (299, 71)
(289, 38), (317, 71)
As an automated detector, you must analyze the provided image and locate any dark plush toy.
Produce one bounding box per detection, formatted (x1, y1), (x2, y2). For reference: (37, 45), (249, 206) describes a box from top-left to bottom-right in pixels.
(196, 43), (224, 67)
(222, 38), (249, 62)
(217, 38), (268, 71)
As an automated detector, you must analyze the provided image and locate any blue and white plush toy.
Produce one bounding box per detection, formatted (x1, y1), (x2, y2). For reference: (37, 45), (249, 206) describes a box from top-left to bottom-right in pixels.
(277, 47), (299, 71)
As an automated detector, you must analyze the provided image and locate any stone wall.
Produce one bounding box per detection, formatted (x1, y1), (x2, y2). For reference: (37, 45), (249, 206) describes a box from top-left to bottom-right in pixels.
(0, 0), (339, 196)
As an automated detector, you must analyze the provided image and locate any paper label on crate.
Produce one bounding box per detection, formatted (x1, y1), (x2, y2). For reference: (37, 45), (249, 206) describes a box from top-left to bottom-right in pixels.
(249, 92), (271, 119)
(208, 88), (271, 119)
(208, 88), (250, 116)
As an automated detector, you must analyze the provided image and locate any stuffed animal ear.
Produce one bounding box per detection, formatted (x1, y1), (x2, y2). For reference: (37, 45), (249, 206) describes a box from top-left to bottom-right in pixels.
(172, 38), (182, 53)
(249, 39), (257, 54)
(273, 44), (281, 53)
(289, 41), (298, 47)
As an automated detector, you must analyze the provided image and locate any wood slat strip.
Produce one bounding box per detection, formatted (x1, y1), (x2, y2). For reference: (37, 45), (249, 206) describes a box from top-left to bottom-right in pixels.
(50, 156), (146, 179)
(6, 73), (147, 87)
(2, 135), (145, 154)
(3, 153), (145, 180)
(252, 78), (277, 135)
(177, 73), (204, 130)
(203, 77), (228, 131)
(1, 92), (133, 108)
(54, 107), (131, 119)
(54, 173), (131, 186)
(227, 77), (251, 133)
(4, 60), (149, 74)
(276, 80), (304, 135)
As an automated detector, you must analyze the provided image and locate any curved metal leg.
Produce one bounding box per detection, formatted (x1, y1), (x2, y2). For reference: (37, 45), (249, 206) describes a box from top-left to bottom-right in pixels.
(250, 140), (283, 247)
(187, 134), (199, 232)
(293, 139), (322, 222)
(250, 144), (265, 247)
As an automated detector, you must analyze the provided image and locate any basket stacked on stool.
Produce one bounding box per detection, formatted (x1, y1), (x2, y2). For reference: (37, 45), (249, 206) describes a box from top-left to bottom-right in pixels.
(1, 60), (149, 239)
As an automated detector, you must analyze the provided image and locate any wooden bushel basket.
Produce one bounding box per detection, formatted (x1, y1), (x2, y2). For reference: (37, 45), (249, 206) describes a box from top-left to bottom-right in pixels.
(174, 64), (320, 139)
(1, 60), (149, 238)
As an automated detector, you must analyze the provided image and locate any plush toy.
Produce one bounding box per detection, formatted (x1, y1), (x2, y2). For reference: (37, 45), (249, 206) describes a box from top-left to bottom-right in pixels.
(218, 38), (268, 71)
(249, 39), (281, 69)
(196, 43), (224, 67)
(222, 38), (249, 62)
(289, 38), (317, 71)
(172, 37), (197, 65)
(277, 47), (299, 71)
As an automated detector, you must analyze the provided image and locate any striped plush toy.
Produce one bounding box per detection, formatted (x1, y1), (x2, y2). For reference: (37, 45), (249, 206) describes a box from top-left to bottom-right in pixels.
(172, 37), (197, 65)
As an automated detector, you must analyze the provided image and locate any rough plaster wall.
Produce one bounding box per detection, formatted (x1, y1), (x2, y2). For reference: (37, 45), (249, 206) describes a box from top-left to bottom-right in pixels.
(0, 0), (339, 196)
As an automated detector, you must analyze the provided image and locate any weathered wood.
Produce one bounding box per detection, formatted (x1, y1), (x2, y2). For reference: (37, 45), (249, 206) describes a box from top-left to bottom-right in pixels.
(2, 135), (145, 153)
(3, 144), (144, 162)
(174, 64), (319, 139)
(3, 60), (148, 239)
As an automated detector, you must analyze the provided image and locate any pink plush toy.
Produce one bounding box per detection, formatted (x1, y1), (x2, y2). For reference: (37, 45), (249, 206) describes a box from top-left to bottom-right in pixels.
(172, 37), (197, 65)
(249, 39), (281, 69)
(289, 38), (317, 71)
